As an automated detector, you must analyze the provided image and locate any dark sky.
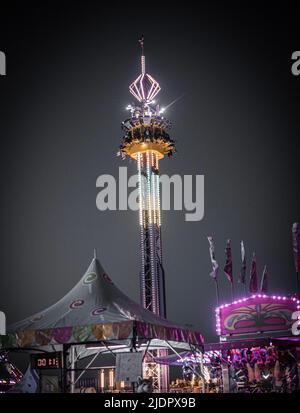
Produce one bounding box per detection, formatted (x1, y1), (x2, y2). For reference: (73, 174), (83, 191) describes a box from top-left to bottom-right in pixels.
(0, 1), (299, 343)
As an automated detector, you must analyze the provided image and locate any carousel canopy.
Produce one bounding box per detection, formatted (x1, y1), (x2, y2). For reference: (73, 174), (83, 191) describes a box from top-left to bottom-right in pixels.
(1, 255), (203, 349)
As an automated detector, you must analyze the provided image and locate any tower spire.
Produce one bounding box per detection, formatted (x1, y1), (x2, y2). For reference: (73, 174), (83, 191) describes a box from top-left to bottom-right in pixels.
(129, 36), (161, 104)
(139, 35), (145, 74)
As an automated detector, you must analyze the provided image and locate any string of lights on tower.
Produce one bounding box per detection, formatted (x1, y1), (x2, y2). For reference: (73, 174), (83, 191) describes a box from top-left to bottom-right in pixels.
(119, 36), (176, 319)
(118, 37), (176, 391)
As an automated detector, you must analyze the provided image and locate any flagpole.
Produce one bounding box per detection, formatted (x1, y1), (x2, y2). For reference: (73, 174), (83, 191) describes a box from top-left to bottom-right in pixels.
(292, 223), (300, 298)
(215, 279), (220, 308)
(231, 282), (234, 303)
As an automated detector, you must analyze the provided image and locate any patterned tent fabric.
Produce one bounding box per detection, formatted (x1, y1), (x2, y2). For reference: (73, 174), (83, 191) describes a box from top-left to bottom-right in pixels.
(2, 257), (203, 348)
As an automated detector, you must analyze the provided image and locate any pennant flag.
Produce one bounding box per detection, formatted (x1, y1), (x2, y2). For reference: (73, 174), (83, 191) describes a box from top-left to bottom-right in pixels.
(239, 240), (246, 284)
(249, 253), (258, 293)
(260, 265), (268, 293)
(224, 239), (233, 283)
(292, 222), (300, 273)
(207, 236), (219, 280)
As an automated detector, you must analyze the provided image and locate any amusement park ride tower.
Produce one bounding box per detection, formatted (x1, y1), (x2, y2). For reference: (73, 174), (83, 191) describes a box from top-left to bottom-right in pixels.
(119, 38), (176, 391)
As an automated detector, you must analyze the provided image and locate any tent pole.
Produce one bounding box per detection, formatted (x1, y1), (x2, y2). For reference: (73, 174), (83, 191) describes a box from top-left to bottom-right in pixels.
(164, 340), (183, 360)
(199, 351), (205, 393)
(73, 348), (102, 386)
(70, 345), (75, 393)
(62, 344), (68, 393)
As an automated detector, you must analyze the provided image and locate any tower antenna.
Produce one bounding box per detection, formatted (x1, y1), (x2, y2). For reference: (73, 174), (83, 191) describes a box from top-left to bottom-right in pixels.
(129, 36), (161, 103)
(139, 35), (145, 74)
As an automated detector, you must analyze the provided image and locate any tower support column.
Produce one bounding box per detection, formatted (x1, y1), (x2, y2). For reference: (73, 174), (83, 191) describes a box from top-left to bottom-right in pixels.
(119, 39), (176, 392)
(138, 151), (166, 318)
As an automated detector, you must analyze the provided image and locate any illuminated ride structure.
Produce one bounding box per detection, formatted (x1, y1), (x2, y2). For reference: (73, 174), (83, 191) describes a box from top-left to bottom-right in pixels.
(119, 38), (176, 391)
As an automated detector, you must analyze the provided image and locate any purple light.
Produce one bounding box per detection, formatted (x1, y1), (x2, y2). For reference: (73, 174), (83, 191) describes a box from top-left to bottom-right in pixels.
(215, 292), (299, 336)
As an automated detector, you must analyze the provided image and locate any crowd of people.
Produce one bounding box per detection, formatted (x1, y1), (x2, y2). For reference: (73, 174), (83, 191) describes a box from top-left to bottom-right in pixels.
(207, 346), (298, 393)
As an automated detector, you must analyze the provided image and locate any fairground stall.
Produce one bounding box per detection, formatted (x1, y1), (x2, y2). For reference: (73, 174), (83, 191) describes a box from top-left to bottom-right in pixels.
(211, 294), (300, 393)
(0, 254), (204, 393)
(155, 294), (300, 393)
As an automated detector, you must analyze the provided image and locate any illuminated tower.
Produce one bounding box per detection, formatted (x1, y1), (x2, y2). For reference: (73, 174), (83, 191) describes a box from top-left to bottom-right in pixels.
(119, 38), (176, 391)
(119, 37), (175, 318)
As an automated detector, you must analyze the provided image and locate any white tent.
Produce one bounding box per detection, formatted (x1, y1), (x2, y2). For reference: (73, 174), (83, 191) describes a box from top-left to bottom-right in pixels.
(2, 255), (204, 350)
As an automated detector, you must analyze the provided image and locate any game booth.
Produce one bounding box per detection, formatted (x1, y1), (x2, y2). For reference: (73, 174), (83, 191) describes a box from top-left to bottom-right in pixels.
(155, 294), (300, 393)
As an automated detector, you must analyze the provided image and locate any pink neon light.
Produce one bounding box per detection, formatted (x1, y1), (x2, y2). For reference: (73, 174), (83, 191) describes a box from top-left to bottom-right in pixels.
(215, 294), (299, 335)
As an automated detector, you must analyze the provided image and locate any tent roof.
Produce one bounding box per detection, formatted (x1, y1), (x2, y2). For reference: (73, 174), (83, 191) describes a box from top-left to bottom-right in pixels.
(3, 256), (203, 348)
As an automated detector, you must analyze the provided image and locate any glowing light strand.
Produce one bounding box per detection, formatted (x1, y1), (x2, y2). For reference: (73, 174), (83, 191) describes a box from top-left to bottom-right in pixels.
(215, 295), (300, 335)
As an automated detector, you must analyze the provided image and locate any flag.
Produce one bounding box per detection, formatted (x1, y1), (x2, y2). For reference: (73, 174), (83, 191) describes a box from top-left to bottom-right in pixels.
(260, 265), (268, 293)
(249, 253), (258, 293)
(224, 239), (233, 283)
(292, 222), (300, 272)
(239, 240), (246, 284)
(207, 236), (219, 280)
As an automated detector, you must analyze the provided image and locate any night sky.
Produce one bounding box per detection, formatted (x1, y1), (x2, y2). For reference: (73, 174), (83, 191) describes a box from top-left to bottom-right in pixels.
(0, 2), (299, 343)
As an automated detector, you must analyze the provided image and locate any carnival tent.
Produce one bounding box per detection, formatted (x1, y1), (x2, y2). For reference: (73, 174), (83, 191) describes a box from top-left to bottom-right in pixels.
(2, 255), (203, 350)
